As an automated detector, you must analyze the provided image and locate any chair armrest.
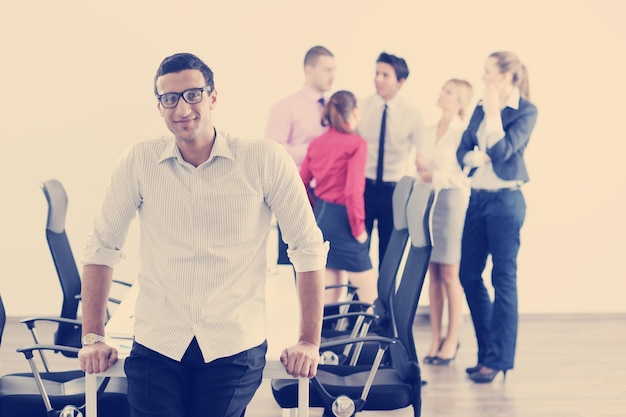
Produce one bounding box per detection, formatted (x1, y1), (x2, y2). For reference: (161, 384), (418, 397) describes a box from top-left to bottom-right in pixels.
(320, 335), (396, 350)
(324, 284), (359, 291)
(323, 312), (378, 324)
(311, 336), (396, 414)
(20, 316), (82, 330)
(108, 297), (122, 305)
(324, 300), (373, 310)
(16, 344), (82, 359)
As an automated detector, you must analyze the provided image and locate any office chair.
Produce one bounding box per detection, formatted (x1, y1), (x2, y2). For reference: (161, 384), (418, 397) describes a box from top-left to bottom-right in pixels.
(320, 176), (415, 365)
(26, 179), (131, 364)
(272, 182), (435, 417)
(0, 294), (130, 417)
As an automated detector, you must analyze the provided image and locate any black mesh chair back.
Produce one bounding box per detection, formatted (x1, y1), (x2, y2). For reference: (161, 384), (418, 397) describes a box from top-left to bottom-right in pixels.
(0, 295), (5, 346)
(272, 182), (436, 417)
(371, 175), (414, 332)
(388, 182), (435, 370)
(41, 179), (82, 353)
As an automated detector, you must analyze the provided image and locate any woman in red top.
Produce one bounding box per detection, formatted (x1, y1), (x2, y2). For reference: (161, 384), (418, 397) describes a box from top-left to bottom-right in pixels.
(300, 90), (378, 305)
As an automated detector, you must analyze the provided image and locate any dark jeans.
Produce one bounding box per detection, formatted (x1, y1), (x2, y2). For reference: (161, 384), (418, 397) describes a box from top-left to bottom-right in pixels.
(124, 338), (267, 417)
(364, 179), (396, 269)
(459, 189), (526, 371)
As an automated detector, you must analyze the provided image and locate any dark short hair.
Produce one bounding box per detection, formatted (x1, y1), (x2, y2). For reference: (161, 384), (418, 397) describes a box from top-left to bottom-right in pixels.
(153, 53), (214, 96)
(376, 52), (409, 81)
(304, 45), (334, 67)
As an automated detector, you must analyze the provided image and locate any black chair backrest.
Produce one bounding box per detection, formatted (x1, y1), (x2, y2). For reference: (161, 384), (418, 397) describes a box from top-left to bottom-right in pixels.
(41, 179), (82, 348)
(0, 294), (5, 346)
(389, 182), (435, 375)
(372, 176), (414, 330)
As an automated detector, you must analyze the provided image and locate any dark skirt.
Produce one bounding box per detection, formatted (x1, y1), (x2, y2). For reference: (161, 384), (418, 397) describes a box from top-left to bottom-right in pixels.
(314, 199), (373, 272)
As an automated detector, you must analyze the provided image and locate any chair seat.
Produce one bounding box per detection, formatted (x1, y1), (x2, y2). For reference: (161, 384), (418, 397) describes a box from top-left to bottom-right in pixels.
(271, 368), (417, 411)
(0, 372), (129, 416)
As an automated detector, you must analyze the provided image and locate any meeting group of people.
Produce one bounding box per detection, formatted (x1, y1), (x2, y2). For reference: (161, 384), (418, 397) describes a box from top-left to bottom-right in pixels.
(266, 46), (538, 385)
(75, 46), (537, 417)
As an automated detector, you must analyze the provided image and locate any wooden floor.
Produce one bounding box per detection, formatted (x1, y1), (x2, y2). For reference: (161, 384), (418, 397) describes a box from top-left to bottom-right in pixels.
(2, 313), (625, 417)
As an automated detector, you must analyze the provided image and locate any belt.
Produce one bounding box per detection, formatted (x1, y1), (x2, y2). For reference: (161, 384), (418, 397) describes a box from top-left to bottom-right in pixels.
(366, 178), (397, 187)
(472, 185), (521, 193)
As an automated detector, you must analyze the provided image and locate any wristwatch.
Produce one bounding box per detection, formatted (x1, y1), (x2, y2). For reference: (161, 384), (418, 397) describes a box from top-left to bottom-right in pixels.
(82, 333), (106, 346)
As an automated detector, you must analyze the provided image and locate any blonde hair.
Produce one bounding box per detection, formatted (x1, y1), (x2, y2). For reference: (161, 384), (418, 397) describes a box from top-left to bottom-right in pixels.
(489, 51), (530, 100)
(445, 79), (473, 120)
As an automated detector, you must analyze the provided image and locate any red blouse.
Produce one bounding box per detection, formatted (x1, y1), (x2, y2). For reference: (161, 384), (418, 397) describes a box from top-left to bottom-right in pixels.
(300, 127), (368, 237)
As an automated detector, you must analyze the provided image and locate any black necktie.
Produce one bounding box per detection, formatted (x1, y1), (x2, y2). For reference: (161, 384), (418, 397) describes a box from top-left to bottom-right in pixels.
(376, 104), (388, 184)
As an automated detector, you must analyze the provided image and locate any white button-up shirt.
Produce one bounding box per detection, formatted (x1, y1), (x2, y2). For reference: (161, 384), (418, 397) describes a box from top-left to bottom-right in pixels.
(82, 131), (328, 362)
(357, 93), (423, 183)
(416, 117), (471, 191)
(471, 87), (524, 190)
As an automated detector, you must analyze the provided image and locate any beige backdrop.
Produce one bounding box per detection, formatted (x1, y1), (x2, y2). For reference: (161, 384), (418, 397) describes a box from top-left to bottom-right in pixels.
(1, 0), (624, 315)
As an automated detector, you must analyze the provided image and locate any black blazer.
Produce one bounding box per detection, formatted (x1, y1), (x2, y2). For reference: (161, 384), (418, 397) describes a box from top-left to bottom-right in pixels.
(457, 97), (538, 182)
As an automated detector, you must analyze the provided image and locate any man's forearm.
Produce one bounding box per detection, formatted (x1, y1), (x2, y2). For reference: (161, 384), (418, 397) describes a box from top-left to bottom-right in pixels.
(295, 269), (325, 347)
(81, 264), (114, 336)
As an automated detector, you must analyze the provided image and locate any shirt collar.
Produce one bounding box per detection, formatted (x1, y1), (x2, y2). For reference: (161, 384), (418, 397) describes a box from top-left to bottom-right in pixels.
(158, 128), (234, 165)
(504, 87), (521, 110)
(450, 116), (464, 129)
(375, 92), (403, 110)
(300, 85), (325, 103)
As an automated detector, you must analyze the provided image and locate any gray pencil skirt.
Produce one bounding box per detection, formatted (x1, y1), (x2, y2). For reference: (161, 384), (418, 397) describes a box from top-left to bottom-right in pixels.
(430, 188), (469, 265)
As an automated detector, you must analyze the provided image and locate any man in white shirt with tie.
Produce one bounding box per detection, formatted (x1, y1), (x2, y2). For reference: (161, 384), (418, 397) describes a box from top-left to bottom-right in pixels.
(357, 52), (423, 268)
(77, 52), (328, 417)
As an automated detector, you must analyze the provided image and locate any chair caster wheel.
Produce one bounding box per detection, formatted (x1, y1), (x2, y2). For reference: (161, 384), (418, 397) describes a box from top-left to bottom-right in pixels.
(332, 395), (355, 417)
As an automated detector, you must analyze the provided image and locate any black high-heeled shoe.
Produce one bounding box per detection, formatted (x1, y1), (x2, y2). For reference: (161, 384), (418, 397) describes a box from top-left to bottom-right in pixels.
(469, 368), (507, 383)
(431, 342), (460, 366)
(465, 363), (482, 374)
(423, 338), (446, 365)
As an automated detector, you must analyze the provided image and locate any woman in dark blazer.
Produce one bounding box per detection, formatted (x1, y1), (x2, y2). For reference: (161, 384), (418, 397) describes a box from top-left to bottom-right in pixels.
(456, 51), (538, 383)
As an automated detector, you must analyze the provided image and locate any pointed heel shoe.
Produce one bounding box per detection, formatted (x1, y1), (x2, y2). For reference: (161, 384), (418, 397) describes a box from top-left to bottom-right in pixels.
(431, 342), (460, 366)
(423, 338), (446, 365)
(469, 368), (507, 383)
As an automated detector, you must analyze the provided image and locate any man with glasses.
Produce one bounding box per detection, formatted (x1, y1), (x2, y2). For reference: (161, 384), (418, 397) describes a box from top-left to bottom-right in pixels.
(78, 52), (328, 417)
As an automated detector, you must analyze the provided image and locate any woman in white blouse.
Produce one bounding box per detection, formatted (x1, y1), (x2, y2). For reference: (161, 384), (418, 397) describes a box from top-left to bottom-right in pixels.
(416, 79), (473, 365)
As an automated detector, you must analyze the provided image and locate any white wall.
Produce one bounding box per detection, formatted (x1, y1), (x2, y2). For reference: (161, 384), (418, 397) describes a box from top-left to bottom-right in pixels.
(1, 0), (624, 316)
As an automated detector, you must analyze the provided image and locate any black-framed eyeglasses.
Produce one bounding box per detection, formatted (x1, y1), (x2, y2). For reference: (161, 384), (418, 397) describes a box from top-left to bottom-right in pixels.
(157, 87), (211, 108)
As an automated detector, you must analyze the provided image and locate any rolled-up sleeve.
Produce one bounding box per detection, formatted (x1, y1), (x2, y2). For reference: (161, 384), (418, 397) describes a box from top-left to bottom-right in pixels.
(82, 146), (142, 268)
(263, 141), (328, 272)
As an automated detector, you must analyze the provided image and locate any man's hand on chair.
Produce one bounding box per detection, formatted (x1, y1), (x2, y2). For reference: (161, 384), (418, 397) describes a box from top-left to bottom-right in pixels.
(79, 343), (118, 374)
(280, 340), (320, 378)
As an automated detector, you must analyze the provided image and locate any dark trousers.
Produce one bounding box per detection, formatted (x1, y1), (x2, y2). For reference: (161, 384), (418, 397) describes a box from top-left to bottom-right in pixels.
(276, 224), (290, 265)
(124, 338), (267, 417)
(459, 189), (526, 371)
(364, 179), (396, 269)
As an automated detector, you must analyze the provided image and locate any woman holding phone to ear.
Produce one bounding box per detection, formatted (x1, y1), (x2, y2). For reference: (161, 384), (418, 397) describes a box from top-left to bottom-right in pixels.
(457, 51), (538, 383)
